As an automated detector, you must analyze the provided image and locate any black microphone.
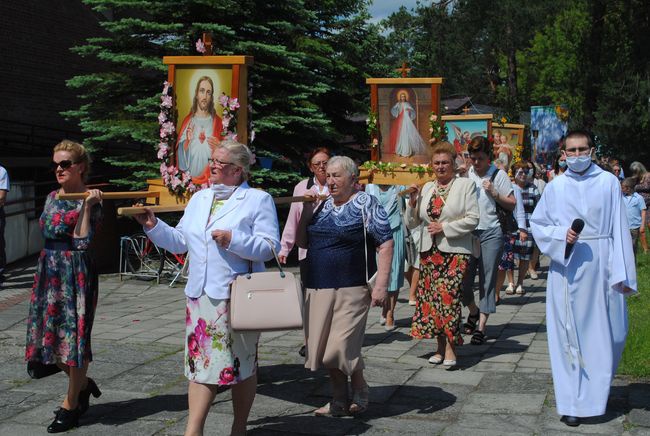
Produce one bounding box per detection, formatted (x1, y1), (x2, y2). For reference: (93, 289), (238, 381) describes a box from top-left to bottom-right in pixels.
(564, 218), (585, 259)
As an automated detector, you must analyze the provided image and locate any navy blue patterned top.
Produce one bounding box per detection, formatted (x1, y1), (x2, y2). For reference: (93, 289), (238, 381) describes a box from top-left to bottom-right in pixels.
(303, 192), (392, 289)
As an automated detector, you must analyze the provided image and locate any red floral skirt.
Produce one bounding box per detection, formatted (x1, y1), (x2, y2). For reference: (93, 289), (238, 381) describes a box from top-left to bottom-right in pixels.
(410, 247), (469, 345)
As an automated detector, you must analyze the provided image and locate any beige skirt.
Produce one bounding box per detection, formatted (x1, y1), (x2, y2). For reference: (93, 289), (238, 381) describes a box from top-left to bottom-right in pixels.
(304, 286), (371, 375)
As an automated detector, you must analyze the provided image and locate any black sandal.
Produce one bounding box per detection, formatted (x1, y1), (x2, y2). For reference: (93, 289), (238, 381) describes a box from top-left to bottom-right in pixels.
(463, 312), (480, 335)
(471, 330), (486, 345)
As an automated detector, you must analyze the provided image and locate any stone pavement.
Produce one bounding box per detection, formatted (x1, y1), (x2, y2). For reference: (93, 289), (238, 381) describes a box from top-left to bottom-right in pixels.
(0, 258), (649, 435)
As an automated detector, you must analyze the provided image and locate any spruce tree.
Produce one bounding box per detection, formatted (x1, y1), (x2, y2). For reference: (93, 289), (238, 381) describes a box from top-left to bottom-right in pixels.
(66, 0), (378, 194)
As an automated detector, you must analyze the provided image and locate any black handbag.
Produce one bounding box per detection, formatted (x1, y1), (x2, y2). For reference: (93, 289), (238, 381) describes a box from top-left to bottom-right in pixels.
(27, 361), (62, 379)
(490, 170), (518, 233)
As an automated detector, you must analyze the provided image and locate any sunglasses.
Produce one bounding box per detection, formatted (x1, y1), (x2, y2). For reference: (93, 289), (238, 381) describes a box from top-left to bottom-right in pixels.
(51, 160), (77, 170)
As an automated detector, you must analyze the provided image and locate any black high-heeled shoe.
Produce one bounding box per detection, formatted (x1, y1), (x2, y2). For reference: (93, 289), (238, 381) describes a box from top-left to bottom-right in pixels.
(47, 407), (80, 433)
(78, 377), (102, 415)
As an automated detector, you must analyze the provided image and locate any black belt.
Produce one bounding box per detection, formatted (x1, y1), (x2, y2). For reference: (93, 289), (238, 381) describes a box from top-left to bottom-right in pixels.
(44, 239), (74, 251)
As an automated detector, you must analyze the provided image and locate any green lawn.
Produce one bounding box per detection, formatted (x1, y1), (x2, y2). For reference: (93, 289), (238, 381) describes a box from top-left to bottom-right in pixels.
(619, 250), (650, 377)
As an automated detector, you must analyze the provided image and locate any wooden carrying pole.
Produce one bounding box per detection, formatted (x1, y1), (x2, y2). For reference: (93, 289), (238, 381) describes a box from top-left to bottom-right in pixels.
(56, 191), (161, 201)
(116, 195), (327, 216)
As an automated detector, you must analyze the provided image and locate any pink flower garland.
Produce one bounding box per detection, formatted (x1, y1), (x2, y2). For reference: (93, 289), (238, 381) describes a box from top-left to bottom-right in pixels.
(157, 81), (200, 195)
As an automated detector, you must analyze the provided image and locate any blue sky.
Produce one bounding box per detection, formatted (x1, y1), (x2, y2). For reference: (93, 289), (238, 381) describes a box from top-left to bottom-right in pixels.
(368, 0), (422, 22)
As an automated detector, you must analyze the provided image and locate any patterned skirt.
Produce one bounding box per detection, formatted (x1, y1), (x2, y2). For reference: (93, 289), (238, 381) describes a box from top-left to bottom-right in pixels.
(498, 233), (517, 271)
(185, 293), (259, 385)
(411, 247), (469, 345)
(25, 250), (97, 367)
(514, 234), (535, 260)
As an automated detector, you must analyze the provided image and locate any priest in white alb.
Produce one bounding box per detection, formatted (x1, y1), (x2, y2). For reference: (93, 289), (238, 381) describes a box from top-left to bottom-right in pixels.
(530, 130), (636, 428)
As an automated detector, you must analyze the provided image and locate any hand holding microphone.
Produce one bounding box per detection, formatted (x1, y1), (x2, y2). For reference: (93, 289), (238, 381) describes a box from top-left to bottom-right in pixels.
(565, 218), (585, 259)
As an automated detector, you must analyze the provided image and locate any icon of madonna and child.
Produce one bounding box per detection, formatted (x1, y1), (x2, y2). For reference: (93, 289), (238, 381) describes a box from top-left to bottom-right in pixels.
(383, 89), (428, 160)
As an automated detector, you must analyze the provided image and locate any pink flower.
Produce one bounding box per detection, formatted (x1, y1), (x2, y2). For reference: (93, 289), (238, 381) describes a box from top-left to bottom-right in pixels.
(162, 81), (170, 95)
(63, 211), (77, 226)
(77, 272), (86, 287)
(47, 304), (58, 317)
(160, 162), (168, 175)
(157, 145), (169, 159)
(44, 331), (56, 346)
(195, 38), (206, 54)
(218, 93), (229, 107)
(25, 344), (36, 360)
(228, 98), (240, 111)
(158, 111), (167, 124)
(186, 306), (192, 326)
(222, 115), (231, 129)
(187, 333), (200, 358)
(194, 318), (210, 348)
(219, 367), (236, 384)
(51, 213), (61, 226)
(161, 95), (172, 108)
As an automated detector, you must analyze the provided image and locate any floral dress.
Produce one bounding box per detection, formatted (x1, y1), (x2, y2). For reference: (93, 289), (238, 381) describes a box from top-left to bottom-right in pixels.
(25, 191), (102, 367)
(411, 182), (469, 346)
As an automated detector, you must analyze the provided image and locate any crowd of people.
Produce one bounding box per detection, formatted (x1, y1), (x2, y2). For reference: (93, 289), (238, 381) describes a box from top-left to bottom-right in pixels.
(14, 130), (642, 433)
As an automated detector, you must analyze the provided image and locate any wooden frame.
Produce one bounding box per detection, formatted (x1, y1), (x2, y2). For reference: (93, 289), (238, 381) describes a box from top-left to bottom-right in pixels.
(366, 77), (443, 164)
(162, 56), (253, 185)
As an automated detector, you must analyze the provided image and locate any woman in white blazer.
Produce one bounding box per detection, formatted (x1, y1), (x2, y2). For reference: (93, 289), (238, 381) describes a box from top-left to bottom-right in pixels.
(406, 141), (479, 368)
(134, 140), (280, 436)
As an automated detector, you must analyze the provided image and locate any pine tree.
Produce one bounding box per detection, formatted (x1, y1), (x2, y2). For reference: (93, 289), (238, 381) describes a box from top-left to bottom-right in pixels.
(66, 0), (378, 194)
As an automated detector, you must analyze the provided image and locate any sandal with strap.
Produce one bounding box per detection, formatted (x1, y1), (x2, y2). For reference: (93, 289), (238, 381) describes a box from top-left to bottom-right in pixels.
(314, 400), (348, 417)
(463, 311), (480, 335)
(471, 330), (486, 345)
(349, 384), (369, 415)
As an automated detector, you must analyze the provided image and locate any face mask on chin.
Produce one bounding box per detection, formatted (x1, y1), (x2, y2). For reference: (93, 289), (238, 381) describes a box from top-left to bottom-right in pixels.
(210, 183), (238, 200)
(566, 155), (592, 173)
(558, 161), (568, 169)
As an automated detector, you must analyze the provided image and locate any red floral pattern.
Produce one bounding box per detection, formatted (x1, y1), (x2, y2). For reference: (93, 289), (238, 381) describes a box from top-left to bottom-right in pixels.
(25, 191), (101, 367)
(410, 187), (469, 345)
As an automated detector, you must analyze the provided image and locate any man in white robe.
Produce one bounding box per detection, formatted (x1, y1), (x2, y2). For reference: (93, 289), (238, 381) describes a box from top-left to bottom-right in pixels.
(530, 130), (636, 427)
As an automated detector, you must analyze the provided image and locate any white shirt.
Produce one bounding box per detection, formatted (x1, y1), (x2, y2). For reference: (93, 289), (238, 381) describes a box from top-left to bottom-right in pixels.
(0, 165), (9, 192)
(468, 164), (513, 230)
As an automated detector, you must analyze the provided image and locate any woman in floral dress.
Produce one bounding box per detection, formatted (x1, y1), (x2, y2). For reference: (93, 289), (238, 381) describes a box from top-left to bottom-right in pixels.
(406, 141), (479, 368)
(135, 140), (280, 436)
(25, 140), (103, 433)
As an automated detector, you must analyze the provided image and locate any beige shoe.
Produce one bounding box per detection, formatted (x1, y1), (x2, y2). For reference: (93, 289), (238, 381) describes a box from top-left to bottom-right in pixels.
(528, 270), (538, 279)
(516, 284), (525, 295)
(314, 400), (348, 417)
(505, 283), (515, 295)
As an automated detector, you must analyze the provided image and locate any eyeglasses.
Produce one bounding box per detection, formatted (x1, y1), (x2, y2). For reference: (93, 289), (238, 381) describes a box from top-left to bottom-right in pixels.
(311, 160), (328, 167)
(565, 147), (591, 157)
(51, 160), (77, 171)
(208, 158), (237, 168)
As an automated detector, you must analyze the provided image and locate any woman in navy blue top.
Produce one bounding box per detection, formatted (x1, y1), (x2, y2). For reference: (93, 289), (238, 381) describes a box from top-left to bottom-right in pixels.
(297, 156), (393, 417)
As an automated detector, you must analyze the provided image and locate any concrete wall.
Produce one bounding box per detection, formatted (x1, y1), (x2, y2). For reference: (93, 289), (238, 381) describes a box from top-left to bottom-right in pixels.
(4, 183), (42, 263)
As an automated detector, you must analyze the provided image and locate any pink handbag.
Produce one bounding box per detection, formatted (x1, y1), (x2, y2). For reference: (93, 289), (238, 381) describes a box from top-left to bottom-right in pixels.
(230, 239), (304, 332)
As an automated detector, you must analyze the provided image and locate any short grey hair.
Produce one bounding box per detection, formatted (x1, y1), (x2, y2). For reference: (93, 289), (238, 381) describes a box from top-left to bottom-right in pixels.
(217, 139), (254, 180)
(630, 161), (647, 178)
(327, 156), (359, 178)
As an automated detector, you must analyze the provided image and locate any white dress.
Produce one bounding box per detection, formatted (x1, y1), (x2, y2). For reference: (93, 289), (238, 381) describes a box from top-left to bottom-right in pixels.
(390, 101), (427, 157)
(530, 164), (637, 417)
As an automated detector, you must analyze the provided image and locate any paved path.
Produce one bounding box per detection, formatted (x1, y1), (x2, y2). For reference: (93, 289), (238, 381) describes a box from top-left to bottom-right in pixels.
(0, 258), (648, 435)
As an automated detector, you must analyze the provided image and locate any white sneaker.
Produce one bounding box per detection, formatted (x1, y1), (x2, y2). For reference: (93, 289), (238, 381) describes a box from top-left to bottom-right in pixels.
(379, 316), (386, 326)
(515, 284), (525, 295)
(505, 283), (515, 295)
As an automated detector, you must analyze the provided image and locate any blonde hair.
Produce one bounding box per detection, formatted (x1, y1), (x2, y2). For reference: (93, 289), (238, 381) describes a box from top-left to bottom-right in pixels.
(53, 139), (91, 182)
(430, 141), (456, 160)
(217, 139), (254, 181)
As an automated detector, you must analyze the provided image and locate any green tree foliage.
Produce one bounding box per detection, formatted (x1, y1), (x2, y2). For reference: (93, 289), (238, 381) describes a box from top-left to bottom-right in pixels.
(65, 0), (381, 192)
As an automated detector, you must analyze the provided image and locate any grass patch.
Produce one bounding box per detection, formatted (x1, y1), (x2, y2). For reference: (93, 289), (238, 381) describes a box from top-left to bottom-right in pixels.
(618, 250), (650, 377)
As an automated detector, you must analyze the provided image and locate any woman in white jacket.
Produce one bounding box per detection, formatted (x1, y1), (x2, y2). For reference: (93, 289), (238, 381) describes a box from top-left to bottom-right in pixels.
(134, 140), (280, 436)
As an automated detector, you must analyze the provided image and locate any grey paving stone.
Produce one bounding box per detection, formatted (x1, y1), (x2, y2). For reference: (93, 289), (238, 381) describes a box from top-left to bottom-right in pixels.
(477, 372), (551, 394)
(628, 409), (650, 427)
(461, 393), (545, 415)
(408, 368), (484, 387)
(443, 413), (539, 436)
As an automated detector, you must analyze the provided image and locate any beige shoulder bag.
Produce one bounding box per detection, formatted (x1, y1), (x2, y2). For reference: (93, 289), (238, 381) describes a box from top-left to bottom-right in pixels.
(230, 238), (303, 332)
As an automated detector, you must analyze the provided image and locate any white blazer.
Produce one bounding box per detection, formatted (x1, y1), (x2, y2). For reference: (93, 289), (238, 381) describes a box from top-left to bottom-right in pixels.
(145, 182), (280, 299)
(406, 177), (480, 257)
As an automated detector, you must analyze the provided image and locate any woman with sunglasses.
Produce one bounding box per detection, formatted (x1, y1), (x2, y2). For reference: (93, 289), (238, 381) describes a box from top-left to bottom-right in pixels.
(25, 140), (103, 433)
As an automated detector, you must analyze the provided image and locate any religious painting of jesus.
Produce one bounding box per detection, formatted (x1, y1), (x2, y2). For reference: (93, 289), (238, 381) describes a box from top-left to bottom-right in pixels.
(173, 66), (232, 185)
(376, 85), (433, 164)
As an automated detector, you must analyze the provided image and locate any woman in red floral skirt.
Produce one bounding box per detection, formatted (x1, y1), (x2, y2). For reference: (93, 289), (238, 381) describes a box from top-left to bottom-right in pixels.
(406, 141), (479, 368)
